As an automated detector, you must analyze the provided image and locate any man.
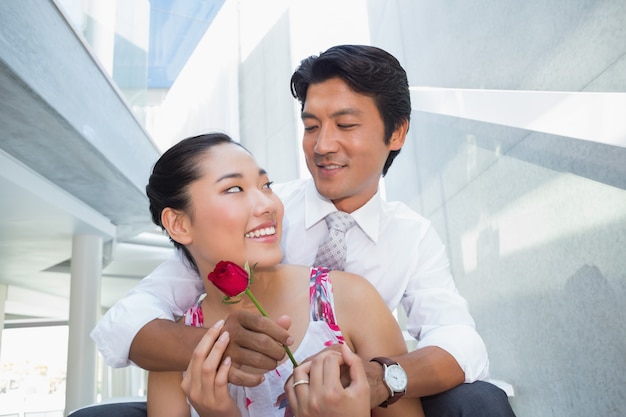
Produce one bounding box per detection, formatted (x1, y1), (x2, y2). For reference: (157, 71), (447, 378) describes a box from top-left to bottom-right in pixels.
(80, 45), (515, 416)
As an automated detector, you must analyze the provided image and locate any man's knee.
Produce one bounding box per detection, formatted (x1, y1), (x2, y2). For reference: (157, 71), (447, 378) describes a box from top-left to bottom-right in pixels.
(68, 401), (147, 417)
(422, 381), (516, 417)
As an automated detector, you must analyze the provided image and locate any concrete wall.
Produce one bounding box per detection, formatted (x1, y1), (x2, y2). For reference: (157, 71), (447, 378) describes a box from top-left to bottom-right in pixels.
(46, 0), (624, 413)
(372, 1), (626, 416)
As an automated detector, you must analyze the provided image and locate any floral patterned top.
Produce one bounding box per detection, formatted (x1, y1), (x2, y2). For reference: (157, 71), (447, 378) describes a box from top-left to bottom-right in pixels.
(184, 267), (344, 417)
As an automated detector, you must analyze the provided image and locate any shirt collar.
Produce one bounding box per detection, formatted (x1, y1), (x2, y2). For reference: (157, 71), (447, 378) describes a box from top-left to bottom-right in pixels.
(304, 179), (382, 243)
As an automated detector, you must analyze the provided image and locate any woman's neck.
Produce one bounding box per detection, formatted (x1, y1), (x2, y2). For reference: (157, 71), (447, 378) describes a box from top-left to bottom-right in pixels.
(201, 265), (282, 312)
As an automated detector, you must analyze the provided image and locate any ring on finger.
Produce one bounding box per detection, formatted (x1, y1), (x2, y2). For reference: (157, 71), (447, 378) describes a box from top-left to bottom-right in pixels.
(292, 379), (309, 388)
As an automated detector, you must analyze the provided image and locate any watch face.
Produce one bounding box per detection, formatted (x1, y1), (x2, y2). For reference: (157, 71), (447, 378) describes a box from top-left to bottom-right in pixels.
(386, 364), (408, 392)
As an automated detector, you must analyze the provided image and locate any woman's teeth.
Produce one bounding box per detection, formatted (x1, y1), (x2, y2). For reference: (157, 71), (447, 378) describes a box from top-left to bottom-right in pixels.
(245, 226), (275, 238)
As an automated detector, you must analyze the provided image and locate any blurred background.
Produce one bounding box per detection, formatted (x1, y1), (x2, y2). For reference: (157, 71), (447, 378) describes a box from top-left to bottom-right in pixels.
(1, 0), (625, 416)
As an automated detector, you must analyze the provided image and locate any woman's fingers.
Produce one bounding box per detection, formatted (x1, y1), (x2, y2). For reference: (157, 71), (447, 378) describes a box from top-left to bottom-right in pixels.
(285, 360), (312, 412)
(182, 320), (224, 394)
(340, 344), (369, 398)
(285, 345), (371, 417)
(181, 319), (244, 416)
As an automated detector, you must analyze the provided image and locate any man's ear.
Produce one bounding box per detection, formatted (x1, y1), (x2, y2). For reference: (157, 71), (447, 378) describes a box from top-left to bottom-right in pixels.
(161, 208), (192, 245)
(388, 118), (409, 151)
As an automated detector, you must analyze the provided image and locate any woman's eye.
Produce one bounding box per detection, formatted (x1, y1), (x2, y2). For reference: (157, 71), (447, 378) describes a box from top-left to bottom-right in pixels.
(263, 181), (274, 190)
(226, 186), (243, 193)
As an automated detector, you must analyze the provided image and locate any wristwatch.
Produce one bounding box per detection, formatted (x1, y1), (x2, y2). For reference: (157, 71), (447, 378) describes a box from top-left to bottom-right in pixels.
(370, 357), (408, 407)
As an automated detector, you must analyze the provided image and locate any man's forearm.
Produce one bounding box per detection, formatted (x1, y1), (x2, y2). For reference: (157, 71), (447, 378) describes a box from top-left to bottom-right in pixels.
(130, 319), (205, 371)
(366, 346), (464, 407)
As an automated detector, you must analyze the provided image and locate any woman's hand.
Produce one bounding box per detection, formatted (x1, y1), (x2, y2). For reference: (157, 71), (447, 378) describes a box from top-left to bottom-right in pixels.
(181, 320), (242, 417)
(285, 343), (370, 417)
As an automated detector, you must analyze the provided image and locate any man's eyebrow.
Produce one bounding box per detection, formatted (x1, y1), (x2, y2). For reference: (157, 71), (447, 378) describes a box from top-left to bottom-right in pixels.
(301, 108), (362, 120)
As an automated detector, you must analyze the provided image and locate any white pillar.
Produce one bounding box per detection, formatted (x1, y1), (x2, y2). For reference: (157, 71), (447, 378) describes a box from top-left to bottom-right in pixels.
(65, 234), (103, 416)
(0, 283), (7, 361)
(83, 0), (117, 76)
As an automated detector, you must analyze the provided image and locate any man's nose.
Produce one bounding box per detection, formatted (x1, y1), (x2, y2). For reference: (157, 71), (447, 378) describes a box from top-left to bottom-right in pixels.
(314, 125), (339, 154)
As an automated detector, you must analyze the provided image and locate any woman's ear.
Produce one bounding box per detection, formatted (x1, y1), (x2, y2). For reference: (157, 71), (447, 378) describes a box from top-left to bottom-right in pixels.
(161, 208), (192, 245)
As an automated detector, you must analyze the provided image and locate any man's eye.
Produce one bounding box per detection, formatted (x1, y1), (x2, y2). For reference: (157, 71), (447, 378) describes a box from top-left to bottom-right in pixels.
(338, 123), (357, 129)
(226, 186), (243, 193)
(304, 125), (318, 132)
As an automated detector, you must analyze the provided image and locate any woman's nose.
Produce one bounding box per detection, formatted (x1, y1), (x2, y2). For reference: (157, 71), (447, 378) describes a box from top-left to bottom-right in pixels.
(253, 190), (276, 215)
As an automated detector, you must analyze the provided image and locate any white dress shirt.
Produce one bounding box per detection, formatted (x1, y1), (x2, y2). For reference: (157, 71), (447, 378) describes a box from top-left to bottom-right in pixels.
(91, 178), (489, 382)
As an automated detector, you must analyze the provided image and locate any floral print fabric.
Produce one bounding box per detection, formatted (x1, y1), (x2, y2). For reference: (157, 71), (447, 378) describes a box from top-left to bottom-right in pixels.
(184, 267), (343, 417)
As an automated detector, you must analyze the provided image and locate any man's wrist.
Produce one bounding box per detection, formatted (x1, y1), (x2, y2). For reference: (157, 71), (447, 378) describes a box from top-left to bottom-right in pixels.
(365, 359), (392, 408)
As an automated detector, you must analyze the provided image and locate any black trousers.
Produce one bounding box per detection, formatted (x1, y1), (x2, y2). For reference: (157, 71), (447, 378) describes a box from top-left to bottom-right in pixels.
(69, 381), (516, 417)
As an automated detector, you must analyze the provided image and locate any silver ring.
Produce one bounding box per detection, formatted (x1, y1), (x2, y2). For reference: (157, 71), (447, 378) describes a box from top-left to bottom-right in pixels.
(292, 379), (310, 387)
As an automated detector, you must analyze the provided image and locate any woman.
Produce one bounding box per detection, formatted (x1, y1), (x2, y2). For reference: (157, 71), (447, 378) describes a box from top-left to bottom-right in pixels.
(145, 133), (423, 417)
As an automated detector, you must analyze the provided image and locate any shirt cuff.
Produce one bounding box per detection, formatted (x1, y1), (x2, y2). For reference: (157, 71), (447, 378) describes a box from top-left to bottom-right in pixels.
(414, 324), (490, 383)
(91, 297), (177, 368)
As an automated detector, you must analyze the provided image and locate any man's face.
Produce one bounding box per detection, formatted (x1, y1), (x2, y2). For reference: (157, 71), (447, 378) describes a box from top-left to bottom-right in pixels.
(301, 77), (405, 213)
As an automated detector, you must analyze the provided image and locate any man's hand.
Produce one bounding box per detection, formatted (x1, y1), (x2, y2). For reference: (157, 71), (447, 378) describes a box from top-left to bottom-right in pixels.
(284, 344), (370, 417)
(222, 310), (294, 386)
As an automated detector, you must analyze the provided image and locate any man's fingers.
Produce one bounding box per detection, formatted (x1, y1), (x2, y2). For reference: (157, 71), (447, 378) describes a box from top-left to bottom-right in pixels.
(223, 311), (292, 367)
(237, 310), (293, 345)
(227, 365), (265, 387)
(224, 340), (284, 371)
(275, 315), (293, 336)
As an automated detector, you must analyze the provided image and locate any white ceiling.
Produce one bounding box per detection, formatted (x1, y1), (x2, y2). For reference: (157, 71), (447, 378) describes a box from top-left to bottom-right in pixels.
(0, 1), (174, 323)
(0, 147), (174, 320)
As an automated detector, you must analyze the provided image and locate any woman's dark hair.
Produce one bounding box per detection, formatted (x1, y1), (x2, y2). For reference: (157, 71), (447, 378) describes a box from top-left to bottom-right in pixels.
(290, 44), (411, 176)
(146, 133), (246, 268)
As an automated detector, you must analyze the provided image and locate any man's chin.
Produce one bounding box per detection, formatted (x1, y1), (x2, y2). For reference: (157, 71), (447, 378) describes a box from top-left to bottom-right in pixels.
(314, 182), (345, 201)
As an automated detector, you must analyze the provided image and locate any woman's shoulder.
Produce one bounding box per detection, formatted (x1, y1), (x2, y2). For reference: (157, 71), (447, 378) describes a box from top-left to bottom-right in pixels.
(274, 263), (310, 275)
(328, 270), (378, 300)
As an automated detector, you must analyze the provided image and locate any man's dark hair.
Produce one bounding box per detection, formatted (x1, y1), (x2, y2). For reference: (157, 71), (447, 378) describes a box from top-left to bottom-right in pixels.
(290, 44), (411, 176)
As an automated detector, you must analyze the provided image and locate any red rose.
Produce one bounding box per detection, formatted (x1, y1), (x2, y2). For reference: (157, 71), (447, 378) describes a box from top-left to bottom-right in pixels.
(207, 260), (298, 367)
(207, 261), (250, 297)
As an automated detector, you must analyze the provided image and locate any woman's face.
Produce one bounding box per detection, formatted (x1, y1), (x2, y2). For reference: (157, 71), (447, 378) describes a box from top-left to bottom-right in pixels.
(183, 143), (284, 273)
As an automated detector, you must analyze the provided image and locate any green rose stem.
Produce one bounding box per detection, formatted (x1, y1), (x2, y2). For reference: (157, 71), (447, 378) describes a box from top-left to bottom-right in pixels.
(244, 288), (298, 368)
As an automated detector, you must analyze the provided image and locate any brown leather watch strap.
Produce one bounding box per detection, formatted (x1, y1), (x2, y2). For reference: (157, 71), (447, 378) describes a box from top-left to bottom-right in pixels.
(370, 357), (407, 407)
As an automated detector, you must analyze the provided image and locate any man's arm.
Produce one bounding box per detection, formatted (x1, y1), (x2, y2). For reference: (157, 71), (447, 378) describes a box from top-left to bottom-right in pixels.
(94, 250), (295, 381)
(91, 251), (204, 368)
(134, 311), (295, 387)
(130, 319), (207, 370)
(362, 224), (488, 406)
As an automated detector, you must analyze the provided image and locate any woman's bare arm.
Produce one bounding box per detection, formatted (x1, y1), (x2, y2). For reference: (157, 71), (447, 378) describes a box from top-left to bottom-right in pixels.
(333, 271), (425, 417)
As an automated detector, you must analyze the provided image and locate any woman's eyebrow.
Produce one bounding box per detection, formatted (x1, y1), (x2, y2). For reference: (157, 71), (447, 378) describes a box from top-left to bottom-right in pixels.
(215, 172), (242, 183)
(216, 168), (267, 183)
